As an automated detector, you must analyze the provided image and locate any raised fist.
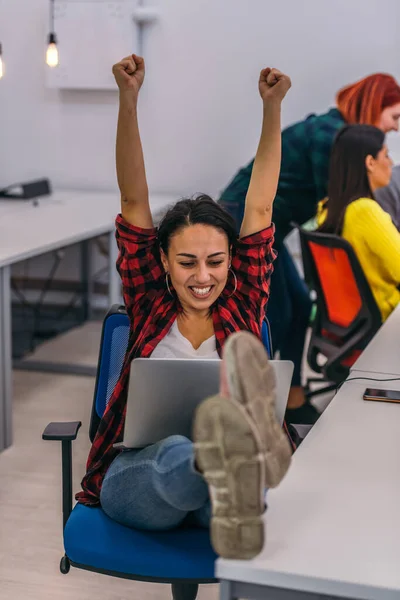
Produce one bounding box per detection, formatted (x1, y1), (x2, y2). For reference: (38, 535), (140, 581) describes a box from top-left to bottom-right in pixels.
(112, 54), (145, 96)
(259, 68), (291, 103)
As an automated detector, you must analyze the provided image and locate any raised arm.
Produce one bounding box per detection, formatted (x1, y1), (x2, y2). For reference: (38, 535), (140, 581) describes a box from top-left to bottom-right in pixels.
(240, 68), (291, 238)
(112, 54), (153, 229)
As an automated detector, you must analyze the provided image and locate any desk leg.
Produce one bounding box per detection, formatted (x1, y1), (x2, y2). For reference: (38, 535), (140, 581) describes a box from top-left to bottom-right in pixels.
(80, 240), (92, 322)
(13, 239), (97, 378)
(220, 581), (235, 600)
(108, 230), (120, 307)
(0, 265), (12, 451)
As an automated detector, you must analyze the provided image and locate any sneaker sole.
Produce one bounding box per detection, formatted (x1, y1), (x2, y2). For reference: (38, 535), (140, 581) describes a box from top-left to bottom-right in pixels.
(193, 395), (265, 560)
(223, 331), (292, 488)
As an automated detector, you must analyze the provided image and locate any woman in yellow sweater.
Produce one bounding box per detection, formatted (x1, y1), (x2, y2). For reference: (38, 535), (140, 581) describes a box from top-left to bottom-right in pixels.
(318, 124), (400, 321)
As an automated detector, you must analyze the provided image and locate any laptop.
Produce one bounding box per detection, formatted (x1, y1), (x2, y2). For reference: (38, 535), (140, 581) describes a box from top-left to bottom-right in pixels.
(116, 358), (294, 449)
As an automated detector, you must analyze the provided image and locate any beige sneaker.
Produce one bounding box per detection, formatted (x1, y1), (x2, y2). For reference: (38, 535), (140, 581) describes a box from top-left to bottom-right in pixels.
(221, 331), (292, 488)
(193, 395), (265, 560)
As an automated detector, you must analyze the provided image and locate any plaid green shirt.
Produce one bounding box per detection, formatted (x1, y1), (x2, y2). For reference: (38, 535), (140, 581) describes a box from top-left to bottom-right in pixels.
(219, 108), (345, 243)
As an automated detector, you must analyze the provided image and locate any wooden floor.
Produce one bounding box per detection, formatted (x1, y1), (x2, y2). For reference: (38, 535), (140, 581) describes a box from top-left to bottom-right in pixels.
(0, 320), (332, 600)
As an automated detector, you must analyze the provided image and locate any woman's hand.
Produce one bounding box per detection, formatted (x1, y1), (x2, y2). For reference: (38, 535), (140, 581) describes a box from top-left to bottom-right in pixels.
(112, 54), (145, 98)
(114, 53), (151, 228)
(239, 68), (290, 237)
(259, 68), (291, 103)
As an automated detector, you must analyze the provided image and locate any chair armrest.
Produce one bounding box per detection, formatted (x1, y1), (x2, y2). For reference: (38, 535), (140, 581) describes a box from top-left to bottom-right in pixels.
(42, 421), (81, 441)
(42, 421), (82, 530)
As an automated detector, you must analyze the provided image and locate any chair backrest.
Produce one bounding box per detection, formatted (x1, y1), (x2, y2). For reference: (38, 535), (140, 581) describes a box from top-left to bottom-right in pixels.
(261, 319), (272, 358)
(89, 305), (130, 442)
(89, 305), (273, 441)
(297, 226), (382, 337)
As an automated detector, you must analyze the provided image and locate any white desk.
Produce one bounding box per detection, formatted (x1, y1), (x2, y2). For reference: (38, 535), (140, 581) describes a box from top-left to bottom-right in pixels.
(217, 372), (400, 600)
(351, 304), (400, 377)
(0, 189), (176, 452)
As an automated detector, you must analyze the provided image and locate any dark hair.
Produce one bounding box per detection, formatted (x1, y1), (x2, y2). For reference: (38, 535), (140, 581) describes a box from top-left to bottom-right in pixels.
(318, 124), (385, 235)
(158, 194), (238, 253)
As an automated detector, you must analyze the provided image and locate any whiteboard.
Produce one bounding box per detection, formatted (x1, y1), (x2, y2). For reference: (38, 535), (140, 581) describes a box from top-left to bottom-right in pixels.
(46, 0), (138, 90)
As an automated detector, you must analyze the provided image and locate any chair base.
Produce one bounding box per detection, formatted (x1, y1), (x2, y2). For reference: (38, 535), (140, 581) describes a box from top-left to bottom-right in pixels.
(305, 378), (339, 400)
(172, 583), (199, 600)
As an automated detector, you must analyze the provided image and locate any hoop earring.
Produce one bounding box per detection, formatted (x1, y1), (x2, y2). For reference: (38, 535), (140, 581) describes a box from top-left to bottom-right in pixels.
(228, 267), (238, 297)
(165, 272), (173, 297)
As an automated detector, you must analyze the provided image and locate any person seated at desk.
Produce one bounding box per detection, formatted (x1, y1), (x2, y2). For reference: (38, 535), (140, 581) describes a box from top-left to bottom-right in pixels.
(75, 54), (293, 560)
(375, 164), (400, 230)
(219, 73), (400, 425)
(318, 124), (400, 323)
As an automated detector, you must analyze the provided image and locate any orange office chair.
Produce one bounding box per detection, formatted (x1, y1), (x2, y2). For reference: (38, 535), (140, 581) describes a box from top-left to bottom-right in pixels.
(296, 227), (382, 398)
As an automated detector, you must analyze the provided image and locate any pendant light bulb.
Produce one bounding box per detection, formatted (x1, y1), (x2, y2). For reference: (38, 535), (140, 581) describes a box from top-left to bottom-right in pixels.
(46, 32), (58, 68)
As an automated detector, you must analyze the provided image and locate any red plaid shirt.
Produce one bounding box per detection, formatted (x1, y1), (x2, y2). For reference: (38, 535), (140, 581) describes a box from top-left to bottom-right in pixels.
(76, 214), (284, 506)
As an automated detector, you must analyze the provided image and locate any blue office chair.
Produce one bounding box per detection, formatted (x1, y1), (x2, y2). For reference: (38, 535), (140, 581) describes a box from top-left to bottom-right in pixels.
(43, 304), (273, 600)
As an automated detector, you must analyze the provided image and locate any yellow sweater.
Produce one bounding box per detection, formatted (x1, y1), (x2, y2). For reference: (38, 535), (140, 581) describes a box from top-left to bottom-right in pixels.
(318, 198), (400, 321)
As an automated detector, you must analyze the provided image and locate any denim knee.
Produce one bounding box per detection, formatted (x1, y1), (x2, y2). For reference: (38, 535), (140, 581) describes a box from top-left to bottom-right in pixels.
(153, 436), (209, 512)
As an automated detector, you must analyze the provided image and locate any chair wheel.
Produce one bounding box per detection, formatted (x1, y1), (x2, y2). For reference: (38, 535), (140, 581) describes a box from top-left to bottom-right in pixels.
(171, 583), (199, 600)
(60, 555), (70, 574)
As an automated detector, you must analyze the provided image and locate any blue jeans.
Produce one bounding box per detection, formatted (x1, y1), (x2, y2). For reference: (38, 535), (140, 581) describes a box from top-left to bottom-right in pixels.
(100, 435), (211, 531)
(266, 243), (312, 386)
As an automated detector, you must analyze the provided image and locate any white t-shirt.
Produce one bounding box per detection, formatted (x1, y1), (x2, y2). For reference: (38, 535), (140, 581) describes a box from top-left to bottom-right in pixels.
(151, 320), (219, 359)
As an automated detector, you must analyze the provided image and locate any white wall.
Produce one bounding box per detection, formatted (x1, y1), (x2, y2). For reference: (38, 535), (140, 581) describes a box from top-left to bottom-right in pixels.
(1, 0), (400, 291)
(143, 0), (400, 195)
(2, 0), (400, 197)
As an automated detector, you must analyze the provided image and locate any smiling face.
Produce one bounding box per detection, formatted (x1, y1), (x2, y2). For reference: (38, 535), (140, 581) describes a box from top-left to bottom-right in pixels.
(161, 223), (230, 312)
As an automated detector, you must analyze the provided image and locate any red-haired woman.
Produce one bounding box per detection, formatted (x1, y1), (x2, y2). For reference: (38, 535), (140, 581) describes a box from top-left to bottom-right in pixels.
(219, 74), (400, 425)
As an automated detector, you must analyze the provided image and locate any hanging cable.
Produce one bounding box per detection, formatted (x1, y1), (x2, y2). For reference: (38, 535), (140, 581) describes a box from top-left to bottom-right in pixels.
(46, 0), (59, 67)
(0, 43), (4, 79)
